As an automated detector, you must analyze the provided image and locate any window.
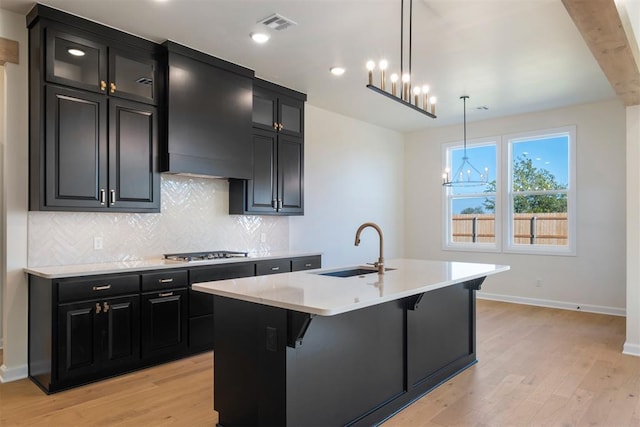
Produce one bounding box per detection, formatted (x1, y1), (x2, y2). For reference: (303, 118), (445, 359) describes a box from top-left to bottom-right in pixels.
(505, 127), (575, 254)
(442, 126), (575, 255)
(443, 138), (499, 251)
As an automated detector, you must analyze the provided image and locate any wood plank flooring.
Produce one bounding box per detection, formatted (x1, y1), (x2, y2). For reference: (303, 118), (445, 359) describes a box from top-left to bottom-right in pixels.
(1, 300), (638, 426)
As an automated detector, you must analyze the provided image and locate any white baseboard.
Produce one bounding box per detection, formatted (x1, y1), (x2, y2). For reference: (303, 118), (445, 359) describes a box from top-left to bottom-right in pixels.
(477, 292), (626, 317)
(0, 363), (28, 383)
(623, 342), (640, 357)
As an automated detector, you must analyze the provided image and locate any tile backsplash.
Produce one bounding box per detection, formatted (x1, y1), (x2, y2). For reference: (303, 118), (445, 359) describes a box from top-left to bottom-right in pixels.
(28, 175), (289, 267)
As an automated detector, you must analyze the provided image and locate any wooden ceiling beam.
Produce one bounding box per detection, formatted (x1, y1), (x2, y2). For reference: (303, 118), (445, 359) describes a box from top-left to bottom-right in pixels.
(0, 37), (19, 66)
(562, 0), (640, 106)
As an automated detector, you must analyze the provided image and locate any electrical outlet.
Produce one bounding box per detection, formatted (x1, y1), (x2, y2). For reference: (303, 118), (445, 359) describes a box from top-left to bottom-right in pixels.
(93, 236), (103, 250)
(260, 233), (267, 243)
(535, 278), (542, 287)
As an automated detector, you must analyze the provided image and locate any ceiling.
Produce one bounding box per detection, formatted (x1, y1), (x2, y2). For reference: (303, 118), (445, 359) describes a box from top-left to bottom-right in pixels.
(0, 0), (620, 132)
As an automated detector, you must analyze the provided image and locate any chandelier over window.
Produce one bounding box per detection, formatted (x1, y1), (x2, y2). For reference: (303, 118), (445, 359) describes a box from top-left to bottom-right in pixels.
(442, 96), (489, 187)
(365, 0), (437, 118)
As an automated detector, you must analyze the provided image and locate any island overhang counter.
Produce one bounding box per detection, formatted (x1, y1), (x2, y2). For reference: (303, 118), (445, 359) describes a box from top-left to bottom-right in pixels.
(193, 259), (509, 426)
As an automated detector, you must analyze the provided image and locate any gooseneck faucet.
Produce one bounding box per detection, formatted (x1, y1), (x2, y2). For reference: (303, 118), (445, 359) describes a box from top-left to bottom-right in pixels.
(354, 222), (385, 274)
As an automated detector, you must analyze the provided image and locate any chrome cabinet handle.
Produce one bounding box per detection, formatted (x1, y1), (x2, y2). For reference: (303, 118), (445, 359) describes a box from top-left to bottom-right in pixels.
(305, 263), (312, 267)
(273, 122), (279, 130)
(99, 189), (106, 205)
(100, 81), (107, 91)
(271, 199), (277, 210)
(103, 302), (109, 312)
(278, 123), (284, 131)
(158, 292), (174, 297)
(95, 302), (102, 314)
(93, 285), (111, 291)
(277, 200), (283, 210)
(110, 82), (116, 93)
(159, 278), (174, 283)
(271, 267), (280, 271)
(110, 189), (115, 205)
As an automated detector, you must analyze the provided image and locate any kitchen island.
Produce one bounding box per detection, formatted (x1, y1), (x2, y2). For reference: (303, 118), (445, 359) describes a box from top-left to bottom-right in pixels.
(193, 259), (509, 426)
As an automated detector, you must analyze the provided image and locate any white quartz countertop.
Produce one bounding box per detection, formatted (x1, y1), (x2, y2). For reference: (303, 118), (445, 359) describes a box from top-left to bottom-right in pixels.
(24, 252), (322, 279)
(192, 259), (510, 316)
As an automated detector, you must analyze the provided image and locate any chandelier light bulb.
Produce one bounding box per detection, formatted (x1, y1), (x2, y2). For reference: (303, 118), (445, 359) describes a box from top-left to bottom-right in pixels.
(402, 73), (411, 100)
(413, 86), (421, 106)
(430, 96), (437, 115)
(379, 59), (388, 90)
(401, 73), (410, 83)
(366, 60), (375, 85)
(390, 73), (399, 96)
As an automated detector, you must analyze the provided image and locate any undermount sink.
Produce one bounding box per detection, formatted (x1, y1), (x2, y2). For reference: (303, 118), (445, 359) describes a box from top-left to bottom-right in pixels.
(316, 267), (396, 278)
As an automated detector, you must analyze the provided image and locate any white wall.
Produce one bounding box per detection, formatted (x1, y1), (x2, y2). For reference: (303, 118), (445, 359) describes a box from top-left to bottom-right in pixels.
(626, 104), (640, 355)
(405, 99), (627, 315)
(290, 105), (405, 268)
(0, 8), (29, 382)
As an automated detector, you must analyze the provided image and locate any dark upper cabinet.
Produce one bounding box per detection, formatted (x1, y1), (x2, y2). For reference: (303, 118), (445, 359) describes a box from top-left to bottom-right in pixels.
(229, 80), (306, 216)
(44, 25), (159, 105)
(28, 5), (162, 212)
(163, 41), (254, 179)
(253, 84), (304, 138)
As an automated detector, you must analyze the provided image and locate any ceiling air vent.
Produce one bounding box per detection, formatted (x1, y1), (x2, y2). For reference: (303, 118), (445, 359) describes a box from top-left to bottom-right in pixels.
(258, 13), (298, 31)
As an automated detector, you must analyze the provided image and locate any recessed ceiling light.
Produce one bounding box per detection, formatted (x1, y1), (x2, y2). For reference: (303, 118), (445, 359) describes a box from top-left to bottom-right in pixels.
(330, 67), (345, 76)
(250, 32), (270, 44)
(67, 48), (85, 57)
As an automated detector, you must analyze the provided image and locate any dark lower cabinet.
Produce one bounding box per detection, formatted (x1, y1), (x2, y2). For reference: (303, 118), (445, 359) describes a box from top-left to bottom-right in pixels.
(28, 255), (321, 393)
(58, 294), (140, 383)
(141, 289), (187, 360)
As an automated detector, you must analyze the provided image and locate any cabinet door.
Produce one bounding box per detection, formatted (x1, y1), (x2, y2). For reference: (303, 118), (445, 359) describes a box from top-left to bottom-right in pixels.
(277, 135), (304, 214)
(252, 85), (278, 132)
(108, 98), (159, 212)
(45, 85), (108, 210)
(278, 95), (304, 137)
(102, 295), (140, 370)
(109, 47), (158, 105)
(141, 289), (188, 359)
(57, 300), (101, 381)
(245, 129), (278, 213)
(45, 27), (108, 94)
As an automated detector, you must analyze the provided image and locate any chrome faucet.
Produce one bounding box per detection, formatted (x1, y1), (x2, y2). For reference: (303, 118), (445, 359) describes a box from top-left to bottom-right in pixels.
(354, 222), (384, 274)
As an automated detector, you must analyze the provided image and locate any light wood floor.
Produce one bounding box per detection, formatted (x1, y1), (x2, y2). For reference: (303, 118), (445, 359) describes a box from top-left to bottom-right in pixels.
(1, 300), (638, 426)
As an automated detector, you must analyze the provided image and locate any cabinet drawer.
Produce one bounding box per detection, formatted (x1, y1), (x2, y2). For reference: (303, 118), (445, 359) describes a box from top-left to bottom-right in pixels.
(141, 270), (188, 292)
(256, 259), (291, 276)
(291, 256), (321, 271)
(58, 274), (140, 303)
(189, 262), (255, 284)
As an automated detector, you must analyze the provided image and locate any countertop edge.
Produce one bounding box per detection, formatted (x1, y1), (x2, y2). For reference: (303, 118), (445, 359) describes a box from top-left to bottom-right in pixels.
(192, 263), (511, 316)
(25, 252), (324, 279)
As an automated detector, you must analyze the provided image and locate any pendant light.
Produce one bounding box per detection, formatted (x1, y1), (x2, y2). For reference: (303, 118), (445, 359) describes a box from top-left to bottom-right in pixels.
(365, 0), (437, 118)
(442, 96), (489, 186)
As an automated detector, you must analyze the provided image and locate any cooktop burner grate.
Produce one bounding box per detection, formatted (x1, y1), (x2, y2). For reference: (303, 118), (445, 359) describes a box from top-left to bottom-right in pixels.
(163, 250), (249, 262)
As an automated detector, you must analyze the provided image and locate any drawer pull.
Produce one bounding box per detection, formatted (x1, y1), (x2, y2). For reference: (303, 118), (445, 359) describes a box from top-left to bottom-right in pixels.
(103, 302), (109, 312)
(159, 278), (174, 283)
(271, 267), (280, 271)
(93, 285), (111, 291)
(95, 302), (102, 314)
(159, 292), (174, 297)
(305, 263), (312, 267)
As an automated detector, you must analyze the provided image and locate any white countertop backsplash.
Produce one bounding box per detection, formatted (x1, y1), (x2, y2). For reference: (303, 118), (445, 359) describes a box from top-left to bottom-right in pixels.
(193, 259), (510, 316)
(28, 175), (289, 267)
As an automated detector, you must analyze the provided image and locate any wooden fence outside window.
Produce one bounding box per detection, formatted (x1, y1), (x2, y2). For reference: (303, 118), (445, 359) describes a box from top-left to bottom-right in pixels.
(452, 213), (568, 245)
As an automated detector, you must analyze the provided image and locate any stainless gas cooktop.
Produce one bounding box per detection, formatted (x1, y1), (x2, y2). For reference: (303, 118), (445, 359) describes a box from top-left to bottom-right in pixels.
(163, 251), (249, 263)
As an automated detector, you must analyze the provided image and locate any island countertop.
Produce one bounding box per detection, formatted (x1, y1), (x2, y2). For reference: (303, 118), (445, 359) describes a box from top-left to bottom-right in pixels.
(192, 258), (510, 316)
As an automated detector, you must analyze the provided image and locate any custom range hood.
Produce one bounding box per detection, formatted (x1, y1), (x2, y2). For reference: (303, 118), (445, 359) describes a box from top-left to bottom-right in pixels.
(162, 41), (254, 179)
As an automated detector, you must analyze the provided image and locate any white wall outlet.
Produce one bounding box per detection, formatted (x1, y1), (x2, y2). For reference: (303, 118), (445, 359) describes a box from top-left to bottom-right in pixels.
(93, 236), (103, 250)
(260, 233), (267, 243)
(535, 277), (542, 287)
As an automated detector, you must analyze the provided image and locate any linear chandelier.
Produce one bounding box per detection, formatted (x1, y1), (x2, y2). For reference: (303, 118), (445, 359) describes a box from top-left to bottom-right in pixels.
(365, 0), (436, 118)
(442, 96), (489, 187)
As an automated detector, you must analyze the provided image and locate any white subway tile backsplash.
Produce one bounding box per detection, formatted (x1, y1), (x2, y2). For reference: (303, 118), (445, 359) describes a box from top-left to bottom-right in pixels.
(28, 175), (289, 267)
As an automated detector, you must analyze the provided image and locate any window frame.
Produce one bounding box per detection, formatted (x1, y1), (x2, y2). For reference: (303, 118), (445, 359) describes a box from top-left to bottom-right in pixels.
(441, 126), (576, 256)
(502, 126), (576, 256)
(442, 136), (501, 253)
